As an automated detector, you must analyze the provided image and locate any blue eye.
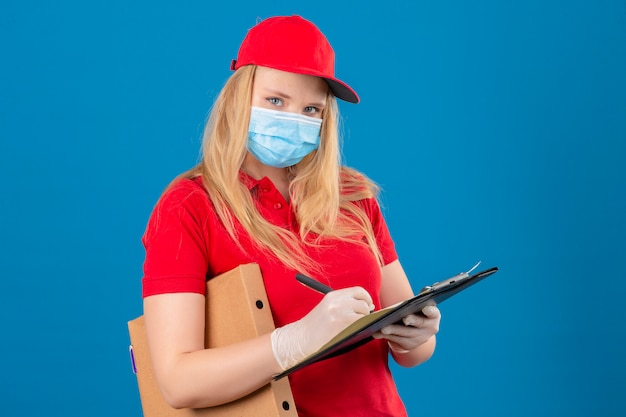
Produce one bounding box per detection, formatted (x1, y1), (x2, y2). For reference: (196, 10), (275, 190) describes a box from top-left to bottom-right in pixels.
(267, 97), (283, 106)
(304, 106), (319, 114)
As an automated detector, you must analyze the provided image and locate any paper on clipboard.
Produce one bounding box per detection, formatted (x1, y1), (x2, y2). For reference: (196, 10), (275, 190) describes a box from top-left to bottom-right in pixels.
(274, 265), (499, 380)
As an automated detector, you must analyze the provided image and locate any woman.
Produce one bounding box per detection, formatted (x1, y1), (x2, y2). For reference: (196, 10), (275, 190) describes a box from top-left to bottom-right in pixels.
(141, 15), (441, 416)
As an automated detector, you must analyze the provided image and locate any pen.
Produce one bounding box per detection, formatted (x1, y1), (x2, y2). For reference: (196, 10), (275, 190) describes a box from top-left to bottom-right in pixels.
(296, 273), (375, 313)
(295, 273), (333, 294)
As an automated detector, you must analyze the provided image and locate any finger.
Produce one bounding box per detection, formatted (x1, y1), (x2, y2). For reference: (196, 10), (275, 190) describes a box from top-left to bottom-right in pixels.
(402, 314), (426, 327)
(324, 289), (373, 317)
(342, 286), (375, 312)
(381, 332), (421, 350)
(378, 324), (422, 338)
(421, 305), (441, 318)
(346, 296), (374, 316)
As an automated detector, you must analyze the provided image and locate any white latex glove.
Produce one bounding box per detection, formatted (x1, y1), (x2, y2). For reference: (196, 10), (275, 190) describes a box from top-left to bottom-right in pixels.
(373, 305), (441, 353)
(271, 287), (374, 370)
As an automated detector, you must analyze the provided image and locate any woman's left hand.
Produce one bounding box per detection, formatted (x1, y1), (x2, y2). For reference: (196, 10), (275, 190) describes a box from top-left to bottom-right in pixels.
(373, 305), (441, 353)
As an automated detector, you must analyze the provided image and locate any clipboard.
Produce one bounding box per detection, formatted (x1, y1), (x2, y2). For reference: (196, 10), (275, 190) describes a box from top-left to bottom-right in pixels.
(274, 265), (498, 380)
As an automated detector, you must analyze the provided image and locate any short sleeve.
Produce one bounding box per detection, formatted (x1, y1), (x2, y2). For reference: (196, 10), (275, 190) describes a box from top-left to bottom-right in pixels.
(361, 197), (398, 266)
(141, 179), (212, 298)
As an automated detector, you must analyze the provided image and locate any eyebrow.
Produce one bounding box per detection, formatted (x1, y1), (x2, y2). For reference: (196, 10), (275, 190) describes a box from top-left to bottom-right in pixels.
(264, 88), (292, 100)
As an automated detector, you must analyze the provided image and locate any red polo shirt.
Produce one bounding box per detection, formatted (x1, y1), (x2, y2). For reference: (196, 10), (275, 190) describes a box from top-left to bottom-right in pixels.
(142, 173), (407, 417)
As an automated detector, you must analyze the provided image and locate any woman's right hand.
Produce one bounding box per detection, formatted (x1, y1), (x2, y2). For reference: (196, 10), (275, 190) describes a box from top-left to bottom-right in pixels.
(271, 286), (374, 370)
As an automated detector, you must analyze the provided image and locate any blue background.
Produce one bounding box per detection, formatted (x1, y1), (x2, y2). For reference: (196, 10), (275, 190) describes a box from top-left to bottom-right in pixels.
(1, 1), (624, 415)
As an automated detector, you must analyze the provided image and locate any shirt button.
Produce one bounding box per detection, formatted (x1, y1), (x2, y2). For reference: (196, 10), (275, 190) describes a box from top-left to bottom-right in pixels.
(273, 202), (282, 210)
(261, 186), (270, 193)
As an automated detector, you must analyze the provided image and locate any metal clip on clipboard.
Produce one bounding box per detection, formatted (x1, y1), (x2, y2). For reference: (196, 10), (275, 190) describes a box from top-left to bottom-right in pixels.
(420, 261), (484, 294)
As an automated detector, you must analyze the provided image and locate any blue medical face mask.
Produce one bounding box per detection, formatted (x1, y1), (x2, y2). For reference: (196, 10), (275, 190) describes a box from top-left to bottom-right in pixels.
(247, 106), (322, 168)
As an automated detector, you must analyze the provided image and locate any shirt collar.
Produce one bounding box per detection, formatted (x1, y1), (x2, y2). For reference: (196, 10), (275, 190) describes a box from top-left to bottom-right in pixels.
(238, 170), (261, 190)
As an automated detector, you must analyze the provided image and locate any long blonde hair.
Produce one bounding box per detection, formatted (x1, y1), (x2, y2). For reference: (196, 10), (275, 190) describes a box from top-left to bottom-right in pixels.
(175, 65), (382, 275)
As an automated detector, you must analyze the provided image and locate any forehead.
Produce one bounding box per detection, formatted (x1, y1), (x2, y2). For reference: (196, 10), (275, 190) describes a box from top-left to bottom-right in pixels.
(253, 66), (328, 99)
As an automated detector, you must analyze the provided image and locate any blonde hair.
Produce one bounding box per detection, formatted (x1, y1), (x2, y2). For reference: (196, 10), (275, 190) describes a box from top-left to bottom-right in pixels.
(175, 65), (382, 275)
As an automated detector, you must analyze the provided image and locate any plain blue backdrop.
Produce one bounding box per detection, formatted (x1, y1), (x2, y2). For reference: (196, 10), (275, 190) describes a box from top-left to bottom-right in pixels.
(1, 1), (624, 415)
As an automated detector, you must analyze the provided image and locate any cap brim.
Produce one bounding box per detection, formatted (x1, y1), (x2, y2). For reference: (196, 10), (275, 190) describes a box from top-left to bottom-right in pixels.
(325, 78), (360, 104)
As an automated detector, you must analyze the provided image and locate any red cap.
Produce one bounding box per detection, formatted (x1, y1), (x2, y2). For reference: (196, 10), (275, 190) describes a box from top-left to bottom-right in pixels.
(231, 15), (360, 103)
